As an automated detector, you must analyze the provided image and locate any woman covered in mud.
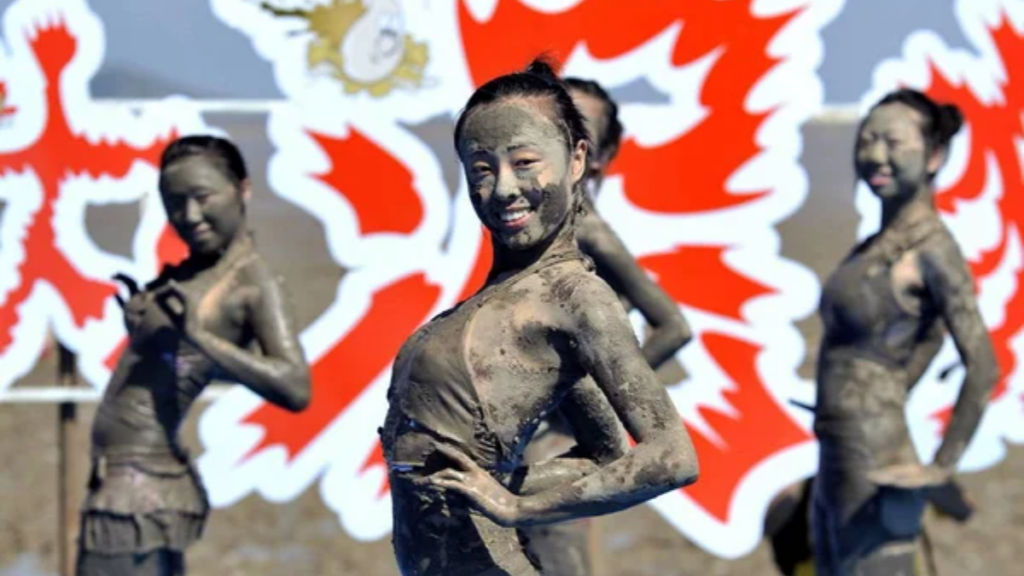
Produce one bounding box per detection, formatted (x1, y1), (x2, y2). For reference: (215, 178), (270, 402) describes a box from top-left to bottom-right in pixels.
(78, 136), (311, 576)
(567, 76), (692, 373)
(380, 60), (699, 576)
(520, 76), (692, 576)
(813, 89), (998, 575)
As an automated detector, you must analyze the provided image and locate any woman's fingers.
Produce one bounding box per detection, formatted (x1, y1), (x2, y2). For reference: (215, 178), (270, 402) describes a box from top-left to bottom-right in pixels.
(434, 443), (478, 471)
(112, 273), (140, 295)
(867, 464), (947, 489)
(112, 273), (140, 310)
(431, 469), (466, 483)
(412, 468), (467, 490)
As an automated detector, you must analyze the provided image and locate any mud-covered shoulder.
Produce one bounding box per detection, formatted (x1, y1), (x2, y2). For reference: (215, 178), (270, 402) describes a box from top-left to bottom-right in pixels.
(535, 259), (633, 339)
(235, 251), (291, 300)
(237, 251), (282, 285)
(234, 253), (304, 335)
(917, 220), (965, 260)
(914, 225), (974, 299)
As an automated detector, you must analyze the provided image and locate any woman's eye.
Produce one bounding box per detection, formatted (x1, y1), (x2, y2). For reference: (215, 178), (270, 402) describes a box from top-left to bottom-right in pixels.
(514, 159), (538, 169)
(472, 164), (492, 175)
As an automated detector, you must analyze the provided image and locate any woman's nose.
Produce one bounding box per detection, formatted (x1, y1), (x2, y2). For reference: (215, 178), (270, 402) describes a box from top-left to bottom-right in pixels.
(183, 198), (203, 224)
(494, 170), (521, 202)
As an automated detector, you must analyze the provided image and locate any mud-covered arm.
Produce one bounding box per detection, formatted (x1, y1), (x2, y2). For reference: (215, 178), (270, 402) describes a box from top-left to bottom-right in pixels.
(920, 239), (998, 469)
(510, 277), (697, 526)
(512, 378), (629, 495)
(577, 212), (692, 369)
(186, 265), (311, 412)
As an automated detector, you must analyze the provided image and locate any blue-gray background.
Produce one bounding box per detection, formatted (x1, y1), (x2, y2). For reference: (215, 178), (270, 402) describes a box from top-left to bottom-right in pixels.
(0, 0), (972, 102)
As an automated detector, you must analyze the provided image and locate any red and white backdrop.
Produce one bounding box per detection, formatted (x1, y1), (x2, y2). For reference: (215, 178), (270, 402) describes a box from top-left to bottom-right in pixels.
(0, 0), (1022, 560)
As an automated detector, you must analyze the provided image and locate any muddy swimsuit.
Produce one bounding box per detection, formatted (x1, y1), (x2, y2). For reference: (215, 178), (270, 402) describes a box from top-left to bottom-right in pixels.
(78, 243), (257, 576)
(382, 248), (590, 576)
(812, 216), (945, 576)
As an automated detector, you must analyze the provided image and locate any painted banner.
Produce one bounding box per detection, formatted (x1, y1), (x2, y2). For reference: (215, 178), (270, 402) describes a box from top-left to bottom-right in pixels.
(858, 0), (1024, 472)
(7, 0), (1021, 562)
(199, 0), (836, 558)
(0, 0), (208, 390)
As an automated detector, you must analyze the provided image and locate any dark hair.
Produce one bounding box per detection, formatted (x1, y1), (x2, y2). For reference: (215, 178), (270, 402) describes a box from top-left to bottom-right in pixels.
(453, 57), (589, 155)
(160, 135), (249, 188)
(564, 77), (623, 159)
(872, 88), (964, 152)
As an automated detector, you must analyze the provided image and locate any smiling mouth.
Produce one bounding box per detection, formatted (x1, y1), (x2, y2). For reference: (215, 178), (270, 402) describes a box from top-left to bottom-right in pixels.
(187, 226), (214, 241)
(868, 173), (893, 187)
(495, 208), (532, 231)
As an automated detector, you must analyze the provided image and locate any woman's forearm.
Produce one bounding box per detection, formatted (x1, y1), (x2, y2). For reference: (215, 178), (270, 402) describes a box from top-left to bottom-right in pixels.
(513, 437), (697, 527)
(934, 361), (998, 468)
(512, 457), (600, 495)
(641, 320), (692, 370)
(192, 330), (310, 411)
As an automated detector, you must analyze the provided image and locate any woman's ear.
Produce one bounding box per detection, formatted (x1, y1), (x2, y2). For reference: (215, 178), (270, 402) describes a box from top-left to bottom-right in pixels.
(571, 140), (588, 185)
(927, 147), (947, 177)
(240, 178), (253, 203)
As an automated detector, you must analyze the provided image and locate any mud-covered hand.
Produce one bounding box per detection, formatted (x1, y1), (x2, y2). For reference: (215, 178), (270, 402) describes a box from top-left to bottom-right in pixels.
(112, 273), (141, 309)
(419, 443), (521, 527)
(113, 273), (145, 333)
(156, 280), (203, 343)
(866, 462), (952, 489)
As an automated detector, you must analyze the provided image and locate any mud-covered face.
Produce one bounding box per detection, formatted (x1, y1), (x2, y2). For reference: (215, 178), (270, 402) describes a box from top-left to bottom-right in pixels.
(856, 102), (943, 202)
(570, 88), (612, 185)
(160, 156), (247, 256)
(458, 99), (587, 250)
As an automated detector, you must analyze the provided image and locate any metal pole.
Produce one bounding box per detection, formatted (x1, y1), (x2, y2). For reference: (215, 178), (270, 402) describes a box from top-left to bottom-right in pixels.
(57, 342), (83, 576)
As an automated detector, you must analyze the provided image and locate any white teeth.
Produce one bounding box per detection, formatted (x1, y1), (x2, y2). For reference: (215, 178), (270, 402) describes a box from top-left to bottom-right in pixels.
(500, 209), (529, 222)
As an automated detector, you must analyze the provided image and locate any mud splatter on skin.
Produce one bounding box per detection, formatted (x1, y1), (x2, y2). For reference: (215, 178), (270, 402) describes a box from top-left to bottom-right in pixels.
(159, 157), (248, 257)
(856, 103), (934, 204)
(83, 151), (311, 566)
(511, 86), (691, 576)
(813, 100), (998, 574)
(458, 101), (577, 252)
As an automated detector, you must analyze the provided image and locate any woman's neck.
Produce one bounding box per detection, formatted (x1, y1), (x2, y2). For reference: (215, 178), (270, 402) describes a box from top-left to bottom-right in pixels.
(186, 229), (253, 273)
(881, 183), (934, 230)
(487, 218), (577, 283)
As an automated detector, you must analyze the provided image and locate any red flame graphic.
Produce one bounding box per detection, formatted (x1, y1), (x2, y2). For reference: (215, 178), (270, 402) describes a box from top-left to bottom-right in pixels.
(0, 80), (15, 118)
(639, 245), (774, 321)
(308, 128), (424, 235)
(241, 0), (812, 516)
(685, 332), (811, 522)
(917, 12), (1024, 421)
(0, 19), (184, 356)
(462, 0), (811, 519)
(459, 0), (793, 215)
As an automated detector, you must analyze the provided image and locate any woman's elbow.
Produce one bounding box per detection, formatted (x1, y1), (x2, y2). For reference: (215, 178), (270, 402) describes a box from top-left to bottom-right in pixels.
(647, 434), (699, 490)
(668, 452), (699, 489)
(282, 366), (312, 412)
(665, 315), (693, 351)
